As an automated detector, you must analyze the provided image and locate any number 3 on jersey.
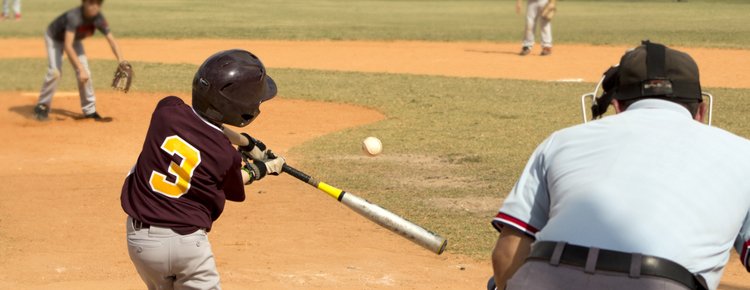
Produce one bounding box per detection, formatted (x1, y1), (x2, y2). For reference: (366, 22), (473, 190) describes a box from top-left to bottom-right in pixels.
(149, 136), (202, 198)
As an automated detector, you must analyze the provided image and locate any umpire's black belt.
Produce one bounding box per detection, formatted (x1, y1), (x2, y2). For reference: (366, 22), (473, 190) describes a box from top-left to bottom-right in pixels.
(528, 241), (707, 290)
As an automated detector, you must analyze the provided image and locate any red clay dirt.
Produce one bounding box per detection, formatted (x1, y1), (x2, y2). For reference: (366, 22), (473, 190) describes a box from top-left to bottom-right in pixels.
(0, 39), (748, 290)
(2, 38), (750, 89)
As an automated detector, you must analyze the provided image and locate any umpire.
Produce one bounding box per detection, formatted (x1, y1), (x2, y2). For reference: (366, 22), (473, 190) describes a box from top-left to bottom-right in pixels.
(490, 41), (750, 290)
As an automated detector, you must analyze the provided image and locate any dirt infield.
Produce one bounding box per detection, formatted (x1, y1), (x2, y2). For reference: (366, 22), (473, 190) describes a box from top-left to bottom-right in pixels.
(0, 39), (748, 289)
(2, 38), (750, 89)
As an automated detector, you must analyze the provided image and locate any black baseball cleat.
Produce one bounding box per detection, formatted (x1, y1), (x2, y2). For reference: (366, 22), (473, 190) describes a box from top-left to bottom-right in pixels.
(84, 112), (113, 122)
(541, 47), (552, 56)
(487, 276), (497, 290)
(519, 46), (532, 56)
(33, 104), (49, 121)
(85, 112), (103, 120)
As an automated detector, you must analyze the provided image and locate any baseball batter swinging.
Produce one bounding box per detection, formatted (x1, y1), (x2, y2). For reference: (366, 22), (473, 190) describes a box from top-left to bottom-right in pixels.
(120, 49), (285, 289)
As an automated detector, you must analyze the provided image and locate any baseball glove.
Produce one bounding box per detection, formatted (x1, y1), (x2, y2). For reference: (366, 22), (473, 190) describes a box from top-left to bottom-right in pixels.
(111, 61), (133, 93)
(541, 1), (556, 21)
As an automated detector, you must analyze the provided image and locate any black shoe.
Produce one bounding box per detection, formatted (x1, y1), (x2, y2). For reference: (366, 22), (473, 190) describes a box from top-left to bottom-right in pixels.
(33, 104), (49, 121)
(541, 47), (552, 56)
(85, 112), (103, 121)
(84, 112), (113, 122)
(519, 46), (532, 56)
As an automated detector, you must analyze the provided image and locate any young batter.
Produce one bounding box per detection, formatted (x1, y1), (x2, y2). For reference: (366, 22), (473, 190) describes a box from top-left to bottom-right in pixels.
(121, 49), (285, 289)
(34, 0), (125, 121)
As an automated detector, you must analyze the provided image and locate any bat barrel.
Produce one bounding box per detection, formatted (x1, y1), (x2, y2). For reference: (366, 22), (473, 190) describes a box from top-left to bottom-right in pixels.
(340, 192), (447, 255)
(281, 163), (447, 254)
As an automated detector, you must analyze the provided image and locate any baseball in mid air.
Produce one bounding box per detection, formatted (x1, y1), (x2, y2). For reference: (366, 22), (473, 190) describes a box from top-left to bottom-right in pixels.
(362, 137), (383, 156)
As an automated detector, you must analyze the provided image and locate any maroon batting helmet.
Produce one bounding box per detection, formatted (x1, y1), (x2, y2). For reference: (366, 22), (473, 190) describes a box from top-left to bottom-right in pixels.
(192, 49), (277, 127)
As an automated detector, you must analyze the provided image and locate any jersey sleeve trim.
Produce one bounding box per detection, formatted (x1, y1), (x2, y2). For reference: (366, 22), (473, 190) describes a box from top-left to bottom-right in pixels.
(491, 212), (539, 238)
(742, 239), (750, 272)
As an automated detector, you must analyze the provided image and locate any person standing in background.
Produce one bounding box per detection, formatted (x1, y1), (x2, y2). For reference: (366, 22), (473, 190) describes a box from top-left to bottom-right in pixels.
(516, 0), (555, 56)
(1, 0), (21, 20)
(33, 0), (126, 121)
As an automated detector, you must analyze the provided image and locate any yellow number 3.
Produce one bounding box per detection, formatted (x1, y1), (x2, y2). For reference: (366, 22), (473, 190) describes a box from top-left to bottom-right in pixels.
(149, 135), (202, 198)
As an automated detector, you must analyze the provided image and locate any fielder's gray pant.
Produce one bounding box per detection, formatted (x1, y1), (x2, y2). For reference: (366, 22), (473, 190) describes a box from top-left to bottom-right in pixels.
(126, 217), (221, 290)
(506, 260), (691, 290)
(2, 0), (20, 16)
(37, 32), (97, 115)
(522, 0), (552, 48)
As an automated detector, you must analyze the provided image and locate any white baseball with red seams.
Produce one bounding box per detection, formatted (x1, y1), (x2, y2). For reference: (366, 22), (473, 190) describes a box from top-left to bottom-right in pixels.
(362, 136), (382, 156)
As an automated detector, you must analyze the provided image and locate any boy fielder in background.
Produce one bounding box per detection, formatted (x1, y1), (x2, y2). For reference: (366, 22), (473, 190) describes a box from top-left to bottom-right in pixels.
(121, 49), (285, 289)
(516, 0), (555, 56)
(34, 0), (127, 122)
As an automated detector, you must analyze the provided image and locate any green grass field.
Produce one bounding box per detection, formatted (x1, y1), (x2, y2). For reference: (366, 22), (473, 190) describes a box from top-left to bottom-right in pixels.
(0, 0), (748, 48)
(2, 0), (750, 258)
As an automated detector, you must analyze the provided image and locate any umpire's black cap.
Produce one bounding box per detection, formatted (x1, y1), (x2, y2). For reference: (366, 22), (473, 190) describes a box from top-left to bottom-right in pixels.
(614, 40), (702, 103)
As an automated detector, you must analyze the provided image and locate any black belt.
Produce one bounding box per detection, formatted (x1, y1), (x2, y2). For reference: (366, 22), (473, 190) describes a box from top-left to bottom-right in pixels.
(130, 218), (207, 233)
(131, 218), (151, 229)
(528, 241), (707, 290)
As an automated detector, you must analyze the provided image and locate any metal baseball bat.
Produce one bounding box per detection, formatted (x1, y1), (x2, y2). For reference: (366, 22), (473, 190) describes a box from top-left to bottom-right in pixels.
(281, 164), (447, 255)
(222, 127), (447, 254)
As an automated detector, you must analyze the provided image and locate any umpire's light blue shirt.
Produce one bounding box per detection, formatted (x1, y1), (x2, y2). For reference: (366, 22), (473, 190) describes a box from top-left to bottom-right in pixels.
(494, 99), (750, 290)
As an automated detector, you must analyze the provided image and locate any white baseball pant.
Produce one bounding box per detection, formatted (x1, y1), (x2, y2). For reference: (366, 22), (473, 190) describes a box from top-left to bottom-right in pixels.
(2, 0), (20, 16)
(522, 0), (553, 49)
(37, 31), (97, 115)
(126, 217), (221, 290)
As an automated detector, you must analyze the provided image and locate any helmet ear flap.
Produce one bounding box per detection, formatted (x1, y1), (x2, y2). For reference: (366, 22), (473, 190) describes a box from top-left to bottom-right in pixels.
(204, 107), (224, 123)
(591, 65), (620, 119)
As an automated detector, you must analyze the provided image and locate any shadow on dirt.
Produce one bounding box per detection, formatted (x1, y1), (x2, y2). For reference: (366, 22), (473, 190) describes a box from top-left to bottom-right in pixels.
(720, 283), (750, 290)
(464, 49), (519, 56)
(8, 104), (114, 122)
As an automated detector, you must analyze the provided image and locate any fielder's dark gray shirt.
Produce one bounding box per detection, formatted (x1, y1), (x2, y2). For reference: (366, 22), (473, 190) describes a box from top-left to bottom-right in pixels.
(47, 7), (110, 42)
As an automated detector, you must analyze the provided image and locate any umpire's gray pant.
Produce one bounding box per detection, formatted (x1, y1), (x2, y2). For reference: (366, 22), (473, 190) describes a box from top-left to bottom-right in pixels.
(37, 31), (96, 115)
(522, 0), (552, 48)
(126, 217), (221, 290)
(506, 260), (691, 290)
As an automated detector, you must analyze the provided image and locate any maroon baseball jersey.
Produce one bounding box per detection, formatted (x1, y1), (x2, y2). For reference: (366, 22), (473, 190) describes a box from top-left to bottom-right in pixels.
(121, 96), (245, 234)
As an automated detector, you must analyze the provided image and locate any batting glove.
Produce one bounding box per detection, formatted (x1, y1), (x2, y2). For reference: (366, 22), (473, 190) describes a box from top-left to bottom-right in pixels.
(238, 132), (270, 161)
(242, 152), (285, 183)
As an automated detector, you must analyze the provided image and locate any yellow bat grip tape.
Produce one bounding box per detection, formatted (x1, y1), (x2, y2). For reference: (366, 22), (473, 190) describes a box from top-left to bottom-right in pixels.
(317, 182), (344, 201)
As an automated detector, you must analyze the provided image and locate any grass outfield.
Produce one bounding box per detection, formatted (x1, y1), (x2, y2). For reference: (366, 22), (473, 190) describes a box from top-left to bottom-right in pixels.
(3, 58), (750, 257)
(0, 0), (747, 48)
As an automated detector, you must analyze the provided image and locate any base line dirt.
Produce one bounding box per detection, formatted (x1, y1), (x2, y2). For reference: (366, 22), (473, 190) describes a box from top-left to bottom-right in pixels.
(1, 38), (749, 89)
